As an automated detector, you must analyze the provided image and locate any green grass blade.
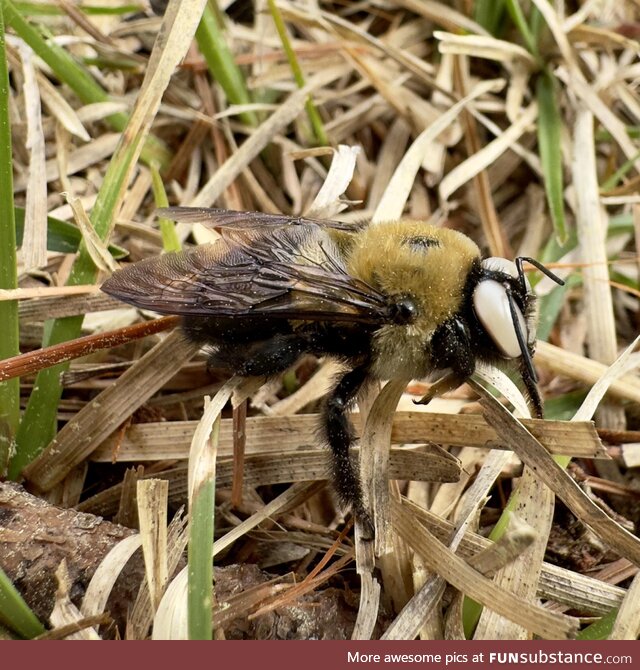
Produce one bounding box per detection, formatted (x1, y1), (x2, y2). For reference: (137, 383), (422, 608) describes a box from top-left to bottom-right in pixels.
(0, 566), (45, 638)
(601, 148), (640, 191)
(537, 71), (568, 245)
(596, 125), (640, 142)
(195, 3), (257, 127)
(3, 0), (170, 168)
(14, 206), (127, 257)
(9, 318), (83, 479)
(15, 2), (141, 17)
(10, 142), (133, 477)
(267, 0), (328, 146)
(504, 0), (538, 57)
(0, 2), (20, 476)
(11, 0), (205, 477)
(150, 164), (181, 252)
(577, 607), (617, 640)
(543, 389), (588, 422)
(11, 147), (152, 478)
(474, 0), (506, 36)
(187, 413), (219, 640)
(530, 4), (544, 43)
(535, 276), (577, 343)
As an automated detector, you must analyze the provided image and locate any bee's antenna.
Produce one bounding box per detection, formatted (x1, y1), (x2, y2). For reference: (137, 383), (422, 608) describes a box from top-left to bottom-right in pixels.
(515, 257), (565, 295)
(505, 288), (537, 385)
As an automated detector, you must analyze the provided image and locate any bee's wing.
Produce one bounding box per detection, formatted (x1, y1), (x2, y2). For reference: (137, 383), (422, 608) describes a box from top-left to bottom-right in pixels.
(156, 207), (363, 231)
(102, 224), (389, 323)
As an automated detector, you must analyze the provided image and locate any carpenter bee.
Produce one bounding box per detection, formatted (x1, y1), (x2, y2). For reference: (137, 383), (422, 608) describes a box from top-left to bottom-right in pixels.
(102, 208), (564, 528)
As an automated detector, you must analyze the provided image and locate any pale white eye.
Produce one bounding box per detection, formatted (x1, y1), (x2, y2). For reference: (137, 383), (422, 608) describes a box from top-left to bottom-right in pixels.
(482, 256), (532, 292)
(473, 279), (527, 359)
(481, 257), (518, 278)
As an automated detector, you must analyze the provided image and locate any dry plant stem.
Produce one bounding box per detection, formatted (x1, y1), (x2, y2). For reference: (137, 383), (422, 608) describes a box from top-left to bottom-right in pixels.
(381, 577), (447, 641)
(386, 447), (522, 640)
(115, 466), (142, 529)
(475, 467), (554, 640)
(402, 498), (624, 615)
(351, 566), (381, 641)
(23, 332), (200, 491)
(212, 481), (326, 559)
(0, 316), (179, 382)
(609, 571), (640, 640)
(360, 377), (411, 556)
(535, 341), (640, 405)
(466, 390), (554, 635)
(372, 78), (505, 223)
(34, 614), (112, 641)
(376, 485), (413, 616)
(573, 106), (623, 431)
(249, 524), (354, 618)
(192, 72), (245, 210)
(571, 337), (640, 425)
(15, 291), (118, 322)
(394, 0), (489, 35)
(468, 515), (537, 577)
(127, 512), (188, 640)
(80, 449), (459, 520)
(392, 499), (578, 639)
(188, 70), (342, 208)
(17, 40), (47, 271)
(438, 102), (539, 202)
(81, 535), (142, 624)
(447, 515), (538, 641)
(478, 392), (640, 566)
(453, 56), (507, 258)
(137, 480), (169, 612)
(58, 0), (115, 46)
(231, 399), (248, 508)
(92, 412), (605, 462)
(357, 378), (428, 635)
(50, 561), (101, 640)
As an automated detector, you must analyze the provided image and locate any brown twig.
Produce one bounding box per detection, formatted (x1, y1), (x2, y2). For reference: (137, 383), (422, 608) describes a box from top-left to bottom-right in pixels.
(0, 316), (180, 381)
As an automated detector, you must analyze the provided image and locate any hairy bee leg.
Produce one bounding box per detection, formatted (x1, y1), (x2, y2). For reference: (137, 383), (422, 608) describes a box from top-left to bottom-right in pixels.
(321, 364), (374, 538)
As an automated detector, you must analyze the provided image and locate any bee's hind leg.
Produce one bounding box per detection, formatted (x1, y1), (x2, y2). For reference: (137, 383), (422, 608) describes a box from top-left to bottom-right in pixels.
(321, 364), (374, 539)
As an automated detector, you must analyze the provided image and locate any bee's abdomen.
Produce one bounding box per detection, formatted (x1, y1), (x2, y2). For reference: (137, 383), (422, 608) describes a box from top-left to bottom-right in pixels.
(182, 316), (373, 375)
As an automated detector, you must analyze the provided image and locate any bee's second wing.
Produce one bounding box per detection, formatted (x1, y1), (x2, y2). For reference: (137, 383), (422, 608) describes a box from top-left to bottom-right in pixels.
(102, 224), (389, 323)
(155, 206), (362, 231)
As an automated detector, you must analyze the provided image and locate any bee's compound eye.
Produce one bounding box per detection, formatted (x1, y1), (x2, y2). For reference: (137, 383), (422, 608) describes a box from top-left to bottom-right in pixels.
(482, 256), (531, 292)
(390, 297), (418, 325)
(481, 257), (518, 278)
(473, 280), (527, 358)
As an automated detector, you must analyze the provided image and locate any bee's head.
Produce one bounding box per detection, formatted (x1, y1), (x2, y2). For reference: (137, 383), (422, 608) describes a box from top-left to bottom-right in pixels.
(471, 256), (564, 416)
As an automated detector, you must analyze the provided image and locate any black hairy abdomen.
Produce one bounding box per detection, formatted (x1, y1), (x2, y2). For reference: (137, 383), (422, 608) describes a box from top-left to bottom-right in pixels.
(182, 314), (374, 376)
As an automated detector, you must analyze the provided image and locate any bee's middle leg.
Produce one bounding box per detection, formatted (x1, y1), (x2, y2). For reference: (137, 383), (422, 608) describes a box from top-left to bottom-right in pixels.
(321, 364), (373, 537)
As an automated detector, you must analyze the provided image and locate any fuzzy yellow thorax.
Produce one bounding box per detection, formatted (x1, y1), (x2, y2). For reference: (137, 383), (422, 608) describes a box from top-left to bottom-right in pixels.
(346, 219), (481, 378)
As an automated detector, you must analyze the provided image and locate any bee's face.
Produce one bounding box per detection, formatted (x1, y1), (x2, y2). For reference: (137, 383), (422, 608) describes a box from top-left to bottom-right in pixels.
(361, 234), (541, 409)
(472, 257), (536, 361)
